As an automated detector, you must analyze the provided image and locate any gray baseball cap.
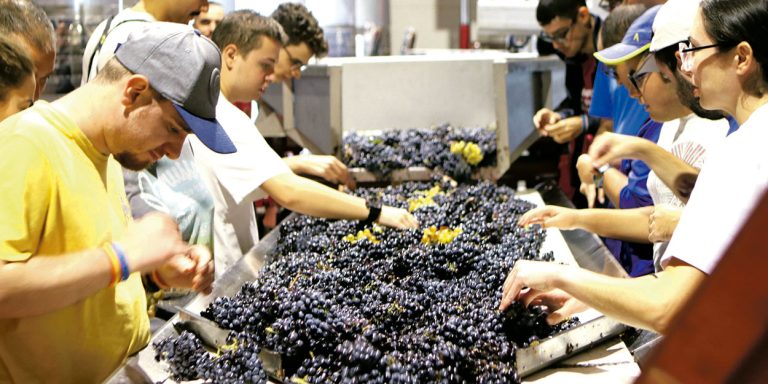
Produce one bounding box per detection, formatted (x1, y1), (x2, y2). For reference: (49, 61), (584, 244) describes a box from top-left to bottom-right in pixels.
(115, 22), (236, 154)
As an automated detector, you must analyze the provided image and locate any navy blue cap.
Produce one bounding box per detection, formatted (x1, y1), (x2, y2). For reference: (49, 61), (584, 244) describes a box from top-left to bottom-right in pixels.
(116, 23), (236, 154)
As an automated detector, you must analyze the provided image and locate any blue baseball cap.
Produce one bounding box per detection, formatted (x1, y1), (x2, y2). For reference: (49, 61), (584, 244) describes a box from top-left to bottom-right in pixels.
(594, 5), (661, 65)
(116, 23), (237, 154)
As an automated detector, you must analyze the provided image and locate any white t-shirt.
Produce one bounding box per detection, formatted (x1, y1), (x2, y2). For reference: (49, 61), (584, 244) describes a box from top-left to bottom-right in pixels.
(661, 104), (768, 273)
(648, 115), (730, 271)
(190, 94), (291, 276)
(81, 9), (155, 84)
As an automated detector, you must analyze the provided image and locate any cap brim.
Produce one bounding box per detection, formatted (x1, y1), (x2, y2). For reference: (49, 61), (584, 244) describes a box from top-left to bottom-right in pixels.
(173, 104), (236, 154)
(594, 42), (651, 65)
(635, 54), (660, 77)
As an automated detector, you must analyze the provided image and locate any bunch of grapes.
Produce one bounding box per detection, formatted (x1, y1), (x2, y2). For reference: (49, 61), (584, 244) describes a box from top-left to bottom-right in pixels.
(343, 124), (497, 181)
(156, 180), (577, 383)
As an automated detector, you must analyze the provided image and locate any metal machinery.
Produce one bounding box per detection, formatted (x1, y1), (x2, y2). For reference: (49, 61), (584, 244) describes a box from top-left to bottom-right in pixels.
(259, 51), (567, 182)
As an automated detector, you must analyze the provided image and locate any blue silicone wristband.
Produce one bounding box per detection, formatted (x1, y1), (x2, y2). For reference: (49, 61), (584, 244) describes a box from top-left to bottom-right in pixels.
(111, 242), (130, 281)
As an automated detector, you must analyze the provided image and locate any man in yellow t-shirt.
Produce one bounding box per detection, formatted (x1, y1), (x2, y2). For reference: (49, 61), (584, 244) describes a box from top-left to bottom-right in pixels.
(0, 23), (233, 383)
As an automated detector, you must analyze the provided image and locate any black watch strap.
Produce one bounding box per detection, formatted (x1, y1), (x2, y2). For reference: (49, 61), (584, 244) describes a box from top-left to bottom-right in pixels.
(362, 199), (382, 226)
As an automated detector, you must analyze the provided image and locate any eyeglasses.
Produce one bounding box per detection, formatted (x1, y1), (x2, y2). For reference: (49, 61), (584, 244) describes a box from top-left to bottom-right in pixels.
(282, 47), (307, 73)
(540, 19), (575, 44)
(629, 54), (659, 93)
(678, 41), (721, 72)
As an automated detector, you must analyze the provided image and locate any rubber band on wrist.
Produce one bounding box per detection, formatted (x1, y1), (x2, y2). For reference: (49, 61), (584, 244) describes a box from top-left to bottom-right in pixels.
(110, 242), (130, 282)
(102, 244), (121, 287)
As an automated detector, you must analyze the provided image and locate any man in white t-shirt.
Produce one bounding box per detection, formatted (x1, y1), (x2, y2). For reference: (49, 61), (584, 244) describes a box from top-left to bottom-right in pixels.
(82, 0), (210, 84)
(193, 11), (418, 275)
(498, 0), (764, 334)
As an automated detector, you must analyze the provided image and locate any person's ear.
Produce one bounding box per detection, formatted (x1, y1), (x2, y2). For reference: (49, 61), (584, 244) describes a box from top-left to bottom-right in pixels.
(577, 6), (590, 24)
(121, 75), (152, 112)
(734, 41), (754, 77)
(222, 44), (239, 70)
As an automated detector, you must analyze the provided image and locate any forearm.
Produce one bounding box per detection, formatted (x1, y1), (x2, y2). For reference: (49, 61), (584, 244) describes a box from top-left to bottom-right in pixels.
(574, 207), (652, 243)
(603, 168), (628, 207)
(555, 262), (704, 333)
(0, 249), (112, 318)
(265, 173), (368, 220)
(282, 157), (304, 174)
(636, 145), (698, 203)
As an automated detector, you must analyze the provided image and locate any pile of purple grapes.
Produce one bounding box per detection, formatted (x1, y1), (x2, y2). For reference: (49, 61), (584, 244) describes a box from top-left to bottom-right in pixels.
(342, 124), (497, 181)
(155, 180), (577, 383)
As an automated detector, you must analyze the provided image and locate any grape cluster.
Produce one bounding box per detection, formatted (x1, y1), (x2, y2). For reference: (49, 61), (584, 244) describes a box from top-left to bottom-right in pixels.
(342, 124), (497, 181)
(156, 180), (577, 383)
(154, 331), (267, 383)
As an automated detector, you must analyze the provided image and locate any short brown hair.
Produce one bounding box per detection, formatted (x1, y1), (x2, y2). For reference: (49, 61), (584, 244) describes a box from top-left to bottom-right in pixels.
(94, 58), (133, 83)
(0, 37), (34, 100)
(212, 10), (287, 56)
(0, 0), (56, 55)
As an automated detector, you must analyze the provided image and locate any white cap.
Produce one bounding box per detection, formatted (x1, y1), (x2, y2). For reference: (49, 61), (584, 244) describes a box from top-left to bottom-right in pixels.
(650, 0), (701, 52)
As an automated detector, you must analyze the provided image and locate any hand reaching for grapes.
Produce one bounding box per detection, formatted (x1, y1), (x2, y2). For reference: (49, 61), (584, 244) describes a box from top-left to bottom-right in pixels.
(377, 206), (419, 229)
(499, 260), (569, 312)
(284, 155), (356, 190)
(524, 289), (589, 325)
(154, 245), (215, 294)
(517, 205), (580, 230)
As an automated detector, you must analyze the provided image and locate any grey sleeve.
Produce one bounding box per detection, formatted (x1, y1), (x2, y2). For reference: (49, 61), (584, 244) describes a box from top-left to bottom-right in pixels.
(123, 168), (159, 219)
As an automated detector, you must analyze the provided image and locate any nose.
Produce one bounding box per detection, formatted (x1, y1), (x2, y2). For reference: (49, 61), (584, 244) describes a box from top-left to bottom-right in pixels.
(164, 134), (188, 160)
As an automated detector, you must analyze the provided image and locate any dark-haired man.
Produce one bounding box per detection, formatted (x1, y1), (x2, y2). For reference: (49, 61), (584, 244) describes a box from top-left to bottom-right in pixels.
(253, 3), (351, 186)
(0, 23), (220, 382)
(0, 0), (56, 100)
(269, 2), (328, 83)
(533, 0), (603, 206)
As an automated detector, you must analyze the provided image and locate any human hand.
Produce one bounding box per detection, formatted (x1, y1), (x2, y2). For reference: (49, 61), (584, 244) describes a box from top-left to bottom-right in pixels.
(377, 206), (419, 229)
(533, 108), (562, 133)
(526, 289), (590, 325)
(285, 155), (356, 189)
(649, 205), (682, 243)
(576, 154), (605, 208)
(119, 212), (188, 274)
(517, 205), (580, 230)
(543, 116), (583, 144)
(154, 245), (214, 294)
(499, 260), (569, 312)
(588, 132), (648, 169)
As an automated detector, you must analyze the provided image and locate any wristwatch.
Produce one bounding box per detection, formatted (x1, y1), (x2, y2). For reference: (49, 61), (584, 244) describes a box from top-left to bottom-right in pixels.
(362, 197), (382, 226)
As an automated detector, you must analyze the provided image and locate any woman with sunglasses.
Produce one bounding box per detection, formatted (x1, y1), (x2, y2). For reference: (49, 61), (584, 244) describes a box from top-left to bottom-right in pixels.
(498, 0), (752, 334)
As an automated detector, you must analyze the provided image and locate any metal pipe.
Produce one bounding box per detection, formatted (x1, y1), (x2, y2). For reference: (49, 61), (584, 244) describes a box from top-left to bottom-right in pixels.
(460, 0), (470, 49)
